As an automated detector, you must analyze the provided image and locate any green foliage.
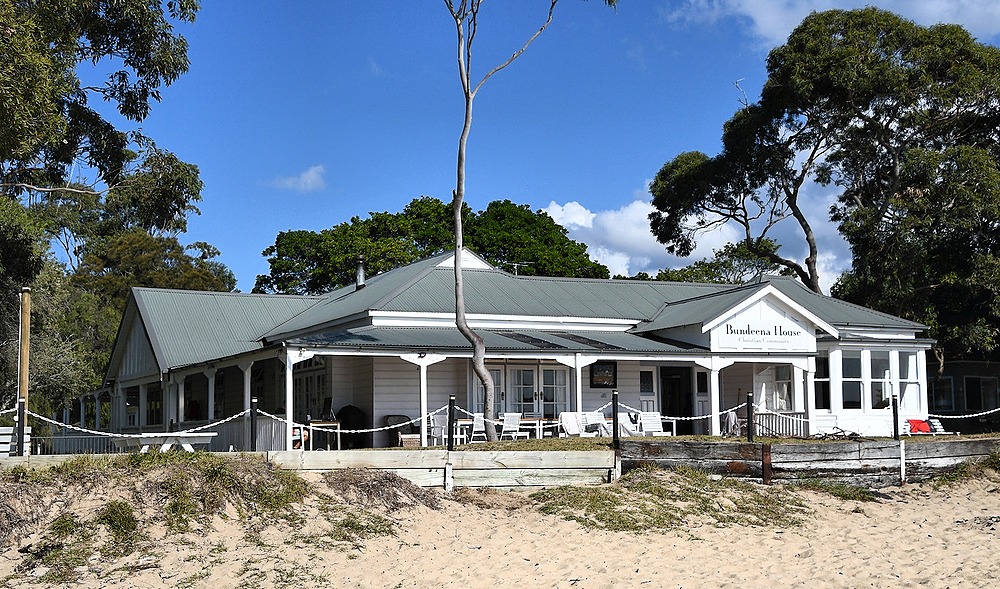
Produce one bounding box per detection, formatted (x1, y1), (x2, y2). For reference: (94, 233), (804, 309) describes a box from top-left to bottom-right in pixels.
(254, 196), (609, 294)
(931, 451), (1000, 486)
(620, 239), (793, 284)
(95, 500), (141, 556)
(649, 7), (1000, 303)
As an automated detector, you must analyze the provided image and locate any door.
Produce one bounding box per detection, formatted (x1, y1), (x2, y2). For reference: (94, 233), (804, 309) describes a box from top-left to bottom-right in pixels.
(507, 366), (570, 418)
(660, 366), (693, 435)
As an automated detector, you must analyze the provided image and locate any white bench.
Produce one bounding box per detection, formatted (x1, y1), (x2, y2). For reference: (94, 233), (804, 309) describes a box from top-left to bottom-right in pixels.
(0, 426), (31, 455)
(112, 432), (217, 453)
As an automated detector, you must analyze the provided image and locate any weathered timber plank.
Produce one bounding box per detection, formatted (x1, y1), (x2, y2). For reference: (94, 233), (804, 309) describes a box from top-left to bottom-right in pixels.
(772, 441), (899, 463)
(773, 472), (899, 487)
(452, 468), (609, 487)
(624, 458), (763, 478)
(446, 451), (614, 469)
(622, 441), (762, 461)
(903, 439), (1000, 460)
(772, 458), (898, 473)
(297, 450), (450, 470)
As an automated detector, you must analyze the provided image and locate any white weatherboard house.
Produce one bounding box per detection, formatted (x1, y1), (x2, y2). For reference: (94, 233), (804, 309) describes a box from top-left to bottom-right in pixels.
(102, 249), (933, 449)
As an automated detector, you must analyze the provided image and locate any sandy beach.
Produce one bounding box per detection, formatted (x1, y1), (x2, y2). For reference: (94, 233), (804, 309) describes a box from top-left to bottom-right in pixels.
(2, 466), (999, 589)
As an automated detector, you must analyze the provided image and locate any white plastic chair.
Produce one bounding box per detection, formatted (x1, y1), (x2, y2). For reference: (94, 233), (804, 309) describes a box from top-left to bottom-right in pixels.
(617, 412), (639, 436)
(470, 413), (488, 442)
(431, 414), (466, 446)
(582, 412), (611, 436)
(499, 413), (530, 440)
(559, 412), (597, 437)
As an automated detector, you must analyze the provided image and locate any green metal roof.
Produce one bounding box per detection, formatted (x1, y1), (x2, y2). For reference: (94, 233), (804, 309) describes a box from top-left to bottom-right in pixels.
(289, 327), (702, 354)
(129, 287), (317, 372)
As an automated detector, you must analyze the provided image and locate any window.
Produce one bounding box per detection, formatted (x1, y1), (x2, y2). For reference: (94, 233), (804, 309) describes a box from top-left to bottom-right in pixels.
(770, 365), (792, 411)
(965, 377), (999, 412)
(814, 356), (831, 410)
(870, 352), (890, 409)
(640, 371), (654, 393)
(842, 352), (862, 409)
(931, 377), (954, 412)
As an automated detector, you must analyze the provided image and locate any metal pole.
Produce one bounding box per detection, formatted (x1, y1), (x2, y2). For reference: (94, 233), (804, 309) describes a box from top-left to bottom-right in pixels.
(250, 397), (258, 451)
(612, 390), (620, 452)
(746, 391), (755, 443)
(16, 288), (31, 457)
(447, 395), (456, 451)
(892, 394), (900, 441)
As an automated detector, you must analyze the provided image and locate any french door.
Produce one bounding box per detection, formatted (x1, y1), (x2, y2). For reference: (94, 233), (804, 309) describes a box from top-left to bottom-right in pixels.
(507, 366), (569, 418)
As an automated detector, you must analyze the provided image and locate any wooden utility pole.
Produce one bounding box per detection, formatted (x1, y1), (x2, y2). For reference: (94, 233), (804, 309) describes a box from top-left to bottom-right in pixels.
(16, 287), (30, 456)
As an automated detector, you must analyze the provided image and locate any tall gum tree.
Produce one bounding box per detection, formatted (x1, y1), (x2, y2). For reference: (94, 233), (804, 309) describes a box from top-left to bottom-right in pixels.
(444, 0), (615, 440)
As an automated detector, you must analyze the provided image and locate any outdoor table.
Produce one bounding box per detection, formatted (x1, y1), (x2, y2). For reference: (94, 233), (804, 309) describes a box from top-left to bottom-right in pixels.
(519, 417), (558, 438)
(307, 420), (341, 450)
(112, 432), (218, 453)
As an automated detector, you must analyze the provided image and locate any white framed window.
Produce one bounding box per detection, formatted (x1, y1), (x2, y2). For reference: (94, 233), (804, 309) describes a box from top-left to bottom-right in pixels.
(842, 352), (863, 409)
(814, 356), (831, 410)
(870, 352), (891, 410)
(770, 365), (792, 411)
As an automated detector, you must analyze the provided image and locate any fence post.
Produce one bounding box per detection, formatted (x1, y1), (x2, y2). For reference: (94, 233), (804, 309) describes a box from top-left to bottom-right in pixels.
(250, 397), (258, 452)
(892, 394), (900, 441)
(447, 395), (456, 452)
(746, 392), (755, 443)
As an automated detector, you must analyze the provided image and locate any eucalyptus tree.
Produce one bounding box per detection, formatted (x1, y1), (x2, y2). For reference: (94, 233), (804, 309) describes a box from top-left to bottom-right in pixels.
(444, 0), (616, 440)
(648, 8), (1000, 301)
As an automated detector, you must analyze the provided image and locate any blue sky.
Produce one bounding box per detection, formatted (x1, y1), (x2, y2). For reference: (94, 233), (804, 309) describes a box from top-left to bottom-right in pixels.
(105, 1), (1000, 292)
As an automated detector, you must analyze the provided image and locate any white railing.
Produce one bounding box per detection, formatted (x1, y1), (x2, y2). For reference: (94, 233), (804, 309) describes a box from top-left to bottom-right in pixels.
(752, 411), (807, 438)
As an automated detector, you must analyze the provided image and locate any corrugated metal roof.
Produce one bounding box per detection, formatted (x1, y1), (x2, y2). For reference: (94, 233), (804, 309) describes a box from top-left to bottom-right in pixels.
(632, 283), (765, 333)
(132, 288), (317, 370)
(289, 327), (699, 354)
(761, 276), (926, 329)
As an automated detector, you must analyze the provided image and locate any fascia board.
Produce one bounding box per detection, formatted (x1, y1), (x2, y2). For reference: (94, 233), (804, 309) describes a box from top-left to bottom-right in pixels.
(702, 285), (839, 338)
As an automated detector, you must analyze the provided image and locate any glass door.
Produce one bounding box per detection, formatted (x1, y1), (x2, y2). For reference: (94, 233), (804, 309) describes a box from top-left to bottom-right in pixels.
(508, 367), (537, 416)
(541, 368), (569, 419)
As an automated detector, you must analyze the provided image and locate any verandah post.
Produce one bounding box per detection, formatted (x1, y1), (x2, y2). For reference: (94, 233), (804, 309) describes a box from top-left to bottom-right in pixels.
(612, 390), (620, 452)
(746, 391), (755, 443)
(250, 397), (258, 452)
(447, 395), (456, 451)
(892, 393), (900, 441)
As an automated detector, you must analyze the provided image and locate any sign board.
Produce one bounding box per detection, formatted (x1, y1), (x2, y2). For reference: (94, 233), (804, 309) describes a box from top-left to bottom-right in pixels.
(710, 297), (817, 352)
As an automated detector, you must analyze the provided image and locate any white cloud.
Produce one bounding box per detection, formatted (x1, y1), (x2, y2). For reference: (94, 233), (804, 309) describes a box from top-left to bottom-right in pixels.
(550, 198), (743, 277)
(663, 0), (1000, 47)
(271, 165), (327, 192)
(367, 57), (383, 76)
(544, 200), (595, 229)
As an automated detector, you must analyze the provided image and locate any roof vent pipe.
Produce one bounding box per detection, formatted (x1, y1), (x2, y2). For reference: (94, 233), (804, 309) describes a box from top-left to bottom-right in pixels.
(355, 255), (366, 290)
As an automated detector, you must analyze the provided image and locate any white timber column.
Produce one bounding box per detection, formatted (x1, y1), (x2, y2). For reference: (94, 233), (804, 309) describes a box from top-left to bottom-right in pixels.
(138, 383), (147, 427)
(282, 347), (317, 450)
(401, 353), (448, 447)
(205, 368), (217, 421)
(175, 376), (186, 427)
(239, 361), (254, 450)
(708, 368), (722, 436)
(916, 349), (928, 415)
(804, 356), (817, 437)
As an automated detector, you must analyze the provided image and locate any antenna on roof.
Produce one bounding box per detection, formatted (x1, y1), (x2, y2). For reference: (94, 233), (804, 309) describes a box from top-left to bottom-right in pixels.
(509, 261), (532, 276)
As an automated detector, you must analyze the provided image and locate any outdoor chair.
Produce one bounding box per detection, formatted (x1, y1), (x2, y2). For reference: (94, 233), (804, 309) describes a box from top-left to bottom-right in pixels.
(384, 414), (420, 447)
(499, 413), (530, 440)
(470, 413), (489, 443)
(582, 412), (612, 436)
(558, 412), (597, 437)
(639, 411), (673, 436)
(617, 412), (640, 436)
(430, 413), (466, 446)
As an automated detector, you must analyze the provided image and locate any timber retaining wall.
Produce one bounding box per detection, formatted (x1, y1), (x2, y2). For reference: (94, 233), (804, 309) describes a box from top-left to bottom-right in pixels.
(621, 437), (1000, 487)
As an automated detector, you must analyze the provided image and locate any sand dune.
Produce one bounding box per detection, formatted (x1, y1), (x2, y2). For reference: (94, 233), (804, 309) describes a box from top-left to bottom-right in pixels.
(2, 472), (998, 588)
